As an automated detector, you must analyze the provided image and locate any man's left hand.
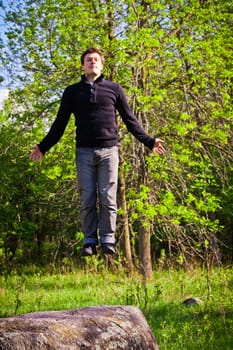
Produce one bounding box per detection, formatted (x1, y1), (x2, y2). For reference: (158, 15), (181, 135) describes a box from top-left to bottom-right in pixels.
(152, 138), (165, 154)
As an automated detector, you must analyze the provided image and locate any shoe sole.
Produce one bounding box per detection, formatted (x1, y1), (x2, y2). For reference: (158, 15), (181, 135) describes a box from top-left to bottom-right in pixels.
(101, 248), (116, 255)
(80, 247), (97, 256)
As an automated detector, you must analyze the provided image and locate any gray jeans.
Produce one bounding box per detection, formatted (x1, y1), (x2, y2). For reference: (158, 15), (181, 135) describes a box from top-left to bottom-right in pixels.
(76, 146), (119, 246)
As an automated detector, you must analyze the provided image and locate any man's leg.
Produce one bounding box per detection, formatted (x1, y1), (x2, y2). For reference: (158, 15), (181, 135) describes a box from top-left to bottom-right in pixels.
(95, 146), (119, 248)
(76, 148), (98, 248)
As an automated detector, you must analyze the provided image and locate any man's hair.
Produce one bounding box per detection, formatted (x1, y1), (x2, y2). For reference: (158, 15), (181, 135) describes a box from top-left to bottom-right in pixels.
(81, 47), (105, 65)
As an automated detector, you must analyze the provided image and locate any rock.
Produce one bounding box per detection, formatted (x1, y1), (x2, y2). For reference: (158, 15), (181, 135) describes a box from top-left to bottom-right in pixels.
(182, 297), (203, 306)
(0, 305), (159, 350)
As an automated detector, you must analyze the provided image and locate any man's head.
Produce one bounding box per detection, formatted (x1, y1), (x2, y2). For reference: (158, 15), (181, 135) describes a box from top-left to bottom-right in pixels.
(81, 48), (105, 80)
(81, 48), (105, 65)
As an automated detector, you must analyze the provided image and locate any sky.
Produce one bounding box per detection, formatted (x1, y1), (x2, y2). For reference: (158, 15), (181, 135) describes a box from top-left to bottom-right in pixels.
(0, 0), (11, 87)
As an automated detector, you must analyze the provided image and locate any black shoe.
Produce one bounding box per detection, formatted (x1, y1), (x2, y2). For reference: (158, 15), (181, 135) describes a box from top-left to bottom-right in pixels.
(101, 243), (116, 255)
(80, 244), (97, 256)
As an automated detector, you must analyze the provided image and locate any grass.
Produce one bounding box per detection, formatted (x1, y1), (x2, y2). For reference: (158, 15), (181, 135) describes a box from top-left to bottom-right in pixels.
(0, 263), (232, 350)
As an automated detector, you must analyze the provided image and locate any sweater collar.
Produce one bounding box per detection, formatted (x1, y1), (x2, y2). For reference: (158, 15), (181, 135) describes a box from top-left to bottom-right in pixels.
(81, 74), (104, 84)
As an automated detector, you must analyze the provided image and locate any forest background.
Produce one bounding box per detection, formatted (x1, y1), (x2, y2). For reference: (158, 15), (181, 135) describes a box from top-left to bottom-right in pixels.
(0, 0), (232, 277)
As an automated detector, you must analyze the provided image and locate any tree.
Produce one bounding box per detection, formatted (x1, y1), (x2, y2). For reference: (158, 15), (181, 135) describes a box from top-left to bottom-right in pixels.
(0, 0), (232, 271)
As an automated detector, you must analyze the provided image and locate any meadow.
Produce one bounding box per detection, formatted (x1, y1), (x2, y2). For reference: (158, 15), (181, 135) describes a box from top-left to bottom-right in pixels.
(0, 263), (232, 350)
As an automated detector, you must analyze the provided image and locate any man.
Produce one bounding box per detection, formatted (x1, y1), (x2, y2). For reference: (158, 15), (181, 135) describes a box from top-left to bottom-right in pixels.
(30, 47), (165, 256)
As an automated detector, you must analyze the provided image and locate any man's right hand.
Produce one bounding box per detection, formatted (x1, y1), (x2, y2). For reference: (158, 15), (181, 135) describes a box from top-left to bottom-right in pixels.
(30, 145), (43, 161)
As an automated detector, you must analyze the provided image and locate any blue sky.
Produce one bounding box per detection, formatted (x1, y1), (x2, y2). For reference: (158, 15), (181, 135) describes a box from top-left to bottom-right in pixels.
(0, 0), (12, 87)
(0, 0), (9, 38)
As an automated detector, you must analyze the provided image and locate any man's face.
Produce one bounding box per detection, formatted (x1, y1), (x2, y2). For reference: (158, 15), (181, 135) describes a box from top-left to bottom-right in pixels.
(82, 53), (103, 78)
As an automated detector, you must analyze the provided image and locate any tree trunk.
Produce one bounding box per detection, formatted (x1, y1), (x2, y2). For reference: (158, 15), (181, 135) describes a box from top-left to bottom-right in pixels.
(118, 143), (134, 273)
(139, 222), (153, 278)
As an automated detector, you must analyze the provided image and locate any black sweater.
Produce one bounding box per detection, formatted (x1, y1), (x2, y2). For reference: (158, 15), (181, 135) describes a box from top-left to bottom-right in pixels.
(38, 74), (155, 154)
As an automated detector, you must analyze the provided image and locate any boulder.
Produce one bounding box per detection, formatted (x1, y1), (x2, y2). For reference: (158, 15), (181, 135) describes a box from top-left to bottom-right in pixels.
(0, 305), (159, 349)
(182, 297), (203, 306)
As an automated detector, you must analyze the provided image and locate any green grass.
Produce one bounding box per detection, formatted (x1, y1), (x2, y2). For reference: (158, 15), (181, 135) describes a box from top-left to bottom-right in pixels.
(0, 264), (232, 350)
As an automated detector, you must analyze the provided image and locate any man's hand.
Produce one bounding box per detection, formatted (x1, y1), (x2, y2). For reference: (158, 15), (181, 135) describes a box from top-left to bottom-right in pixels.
(30, 145), (43, 161)
(152, 138), (165, 155)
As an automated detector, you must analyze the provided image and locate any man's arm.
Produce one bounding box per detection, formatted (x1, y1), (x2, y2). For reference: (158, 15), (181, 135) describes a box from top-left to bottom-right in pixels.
(116, 84), (165, 154)
(30, 86), (72, 161)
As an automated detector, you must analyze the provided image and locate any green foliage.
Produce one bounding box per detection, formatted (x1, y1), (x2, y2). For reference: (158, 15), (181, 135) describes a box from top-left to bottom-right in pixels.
(0, 103), (79, 268)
